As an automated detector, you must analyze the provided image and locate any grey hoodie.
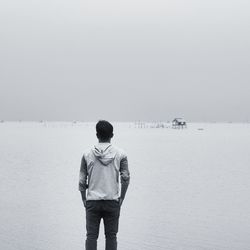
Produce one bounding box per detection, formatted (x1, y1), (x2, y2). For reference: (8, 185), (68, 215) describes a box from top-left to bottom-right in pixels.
(79, 143), (130, 200)
(93, 144), (116, 166)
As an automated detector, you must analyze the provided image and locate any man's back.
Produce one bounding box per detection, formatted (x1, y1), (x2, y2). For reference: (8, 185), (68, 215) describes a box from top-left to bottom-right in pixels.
(81, 143), (129, 201)
(79, 120), (130, 250)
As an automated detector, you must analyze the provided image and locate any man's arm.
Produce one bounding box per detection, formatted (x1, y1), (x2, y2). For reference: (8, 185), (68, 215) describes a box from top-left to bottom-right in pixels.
(119, 155), (130, 206)
(79, 155), (88, 207)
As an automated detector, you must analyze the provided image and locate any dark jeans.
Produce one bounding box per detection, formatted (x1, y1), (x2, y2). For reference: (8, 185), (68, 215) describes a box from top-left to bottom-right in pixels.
(85, 200), (121, 250)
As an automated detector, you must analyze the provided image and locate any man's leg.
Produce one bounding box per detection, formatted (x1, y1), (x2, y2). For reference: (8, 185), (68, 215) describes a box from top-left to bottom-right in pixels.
(103, 200), (120, 250)
(85, 201), (102, 250)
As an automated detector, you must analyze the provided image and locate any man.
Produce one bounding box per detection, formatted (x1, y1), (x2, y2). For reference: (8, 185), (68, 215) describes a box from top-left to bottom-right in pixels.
(79, 120), (130, 250)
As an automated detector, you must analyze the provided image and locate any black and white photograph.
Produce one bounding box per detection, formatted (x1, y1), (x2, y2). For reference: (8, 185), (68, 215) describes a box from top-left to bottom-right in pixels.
(0, 0), (250, 249)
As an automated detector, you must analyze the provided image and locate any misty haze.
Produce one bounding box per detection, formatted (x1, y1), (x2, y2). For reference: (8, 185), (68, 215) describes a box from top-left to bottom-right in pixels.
(1, 1), (250, 250)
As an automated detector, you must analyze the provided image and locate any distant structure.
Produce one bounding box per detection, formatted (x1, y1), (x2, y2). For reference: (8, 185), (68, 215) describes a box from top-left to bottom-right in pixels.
(172, 118), (187, 129)
(134, 121), (146, 128)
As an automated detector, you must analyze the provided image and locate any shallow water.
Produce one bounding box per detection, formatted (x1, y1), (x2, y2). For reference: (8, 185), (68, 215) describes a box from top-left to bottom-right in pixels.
(0, 122), (250, 250)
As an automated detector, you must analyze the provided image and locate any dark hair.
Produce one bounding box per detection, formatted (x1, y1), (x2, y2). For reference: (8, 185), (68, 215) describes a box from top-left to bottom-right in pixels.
(96, 120), (113, 140)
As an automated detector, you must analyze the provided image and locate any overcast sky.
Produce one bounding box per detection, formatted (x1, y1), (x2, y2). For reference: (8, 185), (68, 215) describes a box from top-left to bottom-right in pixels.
(0, 0), (249, 122)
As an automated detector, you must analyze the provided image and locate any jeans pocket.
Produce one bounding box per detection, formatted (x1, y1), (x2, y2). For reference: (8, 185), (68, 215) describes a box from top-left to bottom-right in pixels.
(85, 200), (93, 209)
(115, 200), (121, 208)
(85, 200), (89, 209)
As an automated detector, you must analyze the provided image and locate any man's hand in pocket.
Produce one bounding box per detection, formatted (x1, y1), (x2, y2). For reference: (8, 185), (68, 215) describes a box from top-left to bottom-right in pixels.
(118, 197), (123, 206)
(83, 200), (87, 208)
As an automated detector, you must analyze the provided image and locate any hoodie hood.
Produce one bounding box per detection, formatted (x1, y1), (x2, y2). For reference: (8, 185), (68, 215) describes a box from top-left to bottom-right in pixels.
(92, 143), (116, 166)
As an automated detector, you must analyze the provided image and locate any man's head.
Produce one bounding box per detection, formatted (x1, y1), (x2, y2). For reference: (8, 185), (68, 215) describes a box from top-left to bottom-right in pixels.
(96, 120), (114, 142)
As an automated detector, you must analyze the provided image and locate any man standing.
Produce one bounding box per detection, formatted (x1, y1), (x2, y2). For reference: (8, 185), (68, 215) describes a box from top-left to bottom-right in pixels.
(79, 120), (130, 250)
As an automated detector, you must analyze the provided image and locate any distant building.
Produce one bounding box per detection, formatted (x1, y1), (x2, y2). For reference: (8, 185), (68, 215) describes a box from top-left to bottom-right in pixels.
(172, 118), (187, 129)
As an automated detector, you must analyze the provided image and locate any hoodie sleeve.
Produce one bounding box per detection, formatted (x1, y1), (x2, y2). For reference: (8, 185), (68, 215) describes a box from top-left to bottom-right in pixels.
(120, 154), (130, 186)
(79, 155), (88, 191)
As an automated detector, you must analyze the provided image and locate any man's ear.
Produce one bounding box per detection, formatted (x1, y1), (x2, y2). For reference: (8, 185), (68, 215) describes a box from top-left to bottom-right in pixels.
(96, 133), (99, 139)
(111, 133), (114, 138)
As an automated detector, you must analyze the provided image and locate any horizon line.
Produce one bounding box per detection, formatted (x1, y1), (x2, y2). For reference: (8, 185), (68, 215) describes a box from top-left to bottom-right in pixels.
(1, 120), (250, 123)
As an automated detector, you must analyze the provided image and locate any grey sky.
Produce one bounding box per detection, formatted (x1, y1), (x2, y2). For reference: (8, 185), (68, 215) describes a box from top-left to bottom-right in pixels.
(0, 0), (249, 122)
